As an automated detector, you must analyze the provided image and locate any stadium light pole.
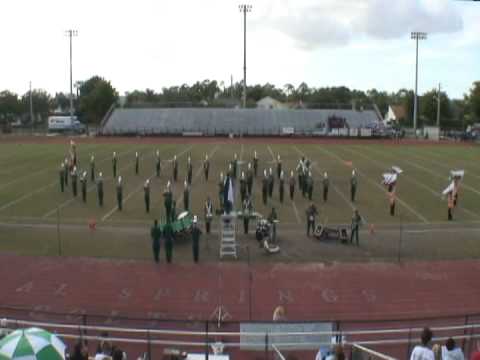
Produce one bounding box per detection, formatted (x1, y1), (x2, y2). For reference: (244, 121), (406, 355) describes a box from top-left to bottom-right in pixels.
(411, 31), (427, 134)
(239, 4), (252, 109)
(66, 30), (78, 121)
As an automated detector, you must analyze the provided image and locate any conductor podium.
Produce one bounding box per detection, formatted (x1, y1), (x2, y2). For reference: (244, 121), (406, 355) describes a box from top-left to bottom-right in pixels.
(219, 213), (237, 259)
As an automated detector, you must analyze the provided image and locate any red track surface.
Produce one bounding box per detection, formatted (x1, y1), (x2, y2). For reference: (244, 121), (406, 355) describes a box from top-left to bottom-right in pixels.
(1, 254), (479, 322)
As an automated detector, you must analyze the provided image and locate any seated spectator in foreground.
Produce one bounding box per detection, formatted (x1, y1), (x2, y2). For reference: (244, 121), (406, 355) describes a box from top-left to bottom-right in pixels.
(112, 348), (125, 360)
(410, 327), (434, 360)
(472, 340), (480, 360)
(441, 338), (464, 360)
(95, 339), (112, 360)
(70, 341), (89, 360)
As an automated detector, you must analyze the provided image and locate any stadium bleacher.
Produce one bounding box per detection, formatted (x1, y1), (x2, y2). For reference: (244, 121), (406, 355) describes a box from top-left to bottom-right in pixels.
(101, 108), (381, 136)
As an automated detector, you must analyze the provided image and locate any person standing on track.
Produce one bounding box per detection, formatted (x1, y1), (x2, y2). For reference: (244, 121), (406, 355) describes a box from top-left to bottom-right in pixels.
(151, 219), (161, 263)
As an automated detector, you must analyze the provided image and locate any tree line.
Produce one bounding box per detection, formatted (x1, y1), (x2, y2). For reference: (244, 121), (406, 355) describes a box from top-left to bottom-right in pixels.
(1, 76), (479, 130)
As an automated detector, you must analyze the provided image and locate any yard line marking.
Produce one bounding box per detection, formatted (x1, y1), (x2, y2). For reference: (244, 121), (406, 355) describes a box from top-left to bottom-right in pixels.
(42, 146), (151, 218)
(293, 145), (358, 215)
(356, 146), (480, 220)
(0, 143), (102, 190)
(0, 147), (136, 213)
(267, 145), (275, 161)
(318, 146), (429, 224)
(291, 200), (301, 224)
(101, 145), (196, 222)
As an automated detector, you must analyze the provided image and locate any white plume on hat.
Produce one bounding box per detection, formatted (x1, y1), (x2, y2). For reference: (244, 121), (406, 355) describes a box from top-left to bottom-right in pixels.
(234, 153), (238, 160)
(156, 149), (159, 156)
(254, 150), (257, 158)
(280, 170), (284, 179)
(352, 169), (356, 176)
(264, 169), (267, 177)
(145, 179), (150, 186)
(167, 180), (171, 188)
(269, 168), (273, 174)
(113, 151), (116, 157)
(193, 215), (198, 223)
(99, 172), (103, 178)
(205, 154), (208, 160)
(241, 171), (245, 178)
(174, 155), (177, 160)
(324, 172), (328, 178)
(118, 176), (122, 183)
(248, 162), (251, 169)
(290, 170), (294, 176)
(83, 171), (87, 177)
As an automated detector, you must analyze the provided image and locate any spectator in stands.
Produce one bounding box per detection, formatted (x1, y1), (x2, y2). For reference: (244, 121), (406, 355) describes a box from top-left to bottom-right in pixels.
(471, 340), (480, 360)
(112, 347), (125, 360)
(273, 305), (286, 321)
(70, 340), (89, 360)
(410, 327), (434, 360)
(441, 338), (464, 360)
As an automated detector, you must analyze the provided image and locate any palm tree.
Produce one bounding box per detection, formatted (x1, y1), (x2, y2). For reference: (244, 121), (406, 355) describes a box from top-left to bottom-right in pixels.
(284, 83), (294, 101)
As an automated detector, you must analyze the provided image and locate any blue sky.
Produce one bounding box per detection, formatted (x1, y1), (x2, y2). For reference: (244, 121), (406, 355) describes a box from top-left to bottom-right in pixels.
(0, 0), (478, 99)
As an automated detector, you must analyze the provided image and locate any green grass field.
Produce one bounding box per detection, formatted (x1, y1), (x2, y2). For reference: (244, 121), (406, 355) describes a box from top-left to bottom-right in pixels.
(1, 139), (480, 262)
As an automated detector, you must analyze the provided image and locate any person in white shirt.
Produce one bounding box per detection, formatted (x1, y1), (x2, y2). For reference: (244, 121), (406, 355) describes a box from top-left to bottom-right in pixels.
(410, 328), (435, 360)
(441, 338), (464, 360)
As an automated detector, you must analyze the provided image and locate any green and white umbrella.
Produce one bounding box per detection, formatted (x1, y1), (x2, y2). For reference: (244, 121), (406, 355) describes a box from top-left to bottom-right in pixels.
(0, 327), (65, 360)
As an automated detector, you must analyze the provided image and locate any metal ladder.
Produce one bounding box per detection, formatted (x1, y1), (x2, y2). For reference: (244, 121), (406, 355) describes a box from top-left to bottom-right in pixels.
(219, 214), (237, 259)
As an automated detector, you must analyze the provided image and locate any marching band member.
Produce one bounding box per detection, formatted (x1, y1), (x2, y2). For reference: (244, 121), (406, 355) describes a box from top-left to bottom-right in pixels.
(70, 140), (77, 166)
(276, 155), (282, 179)
(232, 153), (238, 179)
(59, 162), (65, 193)
(306, 202), (318, 237)
(253, 150), (259, 177)
(80, 171), (87, 203)
(204, 196), (214, 234)
(144, 179), (150, 213)
(71, 166), (78, 197)
(135, 151), (140, 175)
(240, 171), (247, 203)
(268, 167), (274, 198)
(187, 156), (193, 185)
(191, 216), (202, 263)
(183, 179), (190, 211)
(323, 172), (329, 202)
(116, 176), (123, 211)
(64, 158), (69, 186)
(246, 162), (254, 195)
(382, 167), (402, 216)
(350, 209), (362, 246)
(242, 195), (253, 235)
(97, 172), (104, 207)
(289, 170), (296, 200)
(279, 170), (285, 203)
(350, 169), (357, 202)
(172, 155), (178, 182)
(203, 154), (210, 181)
(155, 150), (161, 177)
(90, 154), (95, 182)
(306, 171), (314, 201)
(218, 172), (225, 210)
(262, 170), (269, 205)
(112, 151), (118, 178)
(163, 181), (173, 222)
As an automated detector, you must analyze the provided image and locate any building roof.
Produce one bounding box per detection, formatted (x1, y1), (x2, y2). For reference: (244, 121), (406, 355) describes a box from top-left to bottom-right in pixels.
(391, 105), (407, 120)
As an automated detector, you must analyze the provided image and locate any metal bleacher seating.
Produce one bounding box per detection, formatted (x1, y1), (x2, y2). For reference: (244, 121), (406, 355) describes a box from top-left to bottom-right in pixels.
(102, 108), (380, 136)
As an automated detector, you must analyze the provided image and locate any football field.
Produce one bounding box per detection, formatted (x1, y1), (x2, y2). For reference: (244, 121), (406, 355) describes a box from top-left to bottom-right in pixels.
(1, 137), (480, 263)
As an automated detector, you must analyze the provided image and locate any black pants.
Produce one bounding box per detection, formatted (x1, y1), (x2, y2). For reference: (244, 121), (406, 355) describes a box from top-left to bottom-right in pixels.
(173, 169), (178, 181)
(307, 220), (315, 236)
(290, 186), (294, 200)
(390, 202), (395, 216)
(206, 221), (211, 234)
(308, 188), (313, 201)
(262, 190), (267, 205)
(323, 188), (328, 202)
(204, 170), (209, 181)
(351, 187), (356, 202)
(153, 246), (160, 263)
(247, 182), (253, 195)
(448, 208), (453, 221)
(113, 166), (117, 178)
(279, 187), (284, 203)
(193, 244), (199, 263)
(72, 182), (77, 197)
(165, 243), (172, 263)
(117, 194), (122, 211)
(241, 190), (247, 203)
(243, 218), (249, 234)
(98, 193), (103, 207)
(268, 184), (273, 197)
(350, 227), (359, 246)
(145, 198), (150, 213)
(60, 180), (64, 193)
(82, 189), (87, 203)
